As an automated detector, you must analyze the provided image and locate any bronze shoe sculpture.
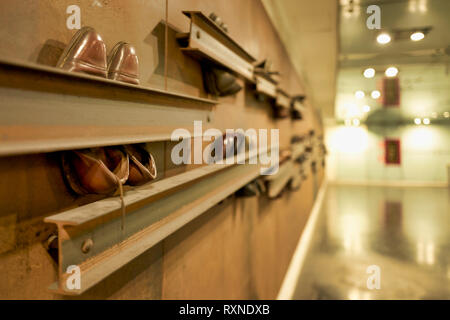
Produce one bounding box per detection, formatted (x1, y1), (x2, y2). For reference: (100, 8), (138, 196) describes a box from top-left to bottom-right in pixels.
(62, 147), (129, 196)
(124, 144), (157, 186)
(57, 26), (108, 78)
(202, 64), (242, 97)
(107, 42), (140, 85)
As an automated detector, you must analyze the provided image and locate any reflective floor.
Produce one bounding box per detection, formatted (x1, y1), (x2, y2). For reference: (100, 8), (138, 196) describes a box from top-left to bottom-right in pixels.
(293, 184), (450, 300)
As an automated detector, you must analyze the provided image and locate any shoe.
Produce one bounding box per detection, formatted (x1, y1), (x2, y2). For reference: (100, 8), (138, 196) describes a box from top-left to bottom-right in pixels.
(223, 132), (246, 159)
(57, 26), (107, 78)
(61, 147), (129, 195)
(236, 181), (260, 197)
(124, 145), (157, 186)
(291, 107), (303, 120)
(273, 106), (290, 119)
(107, 42), (140, 85)
(202, 64), (242, 97)
(279, 149), (292, 165)
(236, 179), (266, 198)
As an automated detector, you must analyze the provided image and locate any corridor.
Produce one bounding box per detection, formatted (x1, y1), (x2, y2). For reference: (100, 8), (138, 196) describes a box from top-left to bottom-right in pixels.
(294, 184), (450, 300)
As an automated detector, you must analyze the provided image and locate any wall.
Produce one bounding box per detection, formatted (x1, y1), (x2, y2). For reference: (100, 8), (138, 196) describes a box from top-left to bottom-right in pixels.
(0, 0), (324, 299)
(326, 123), (450, 185)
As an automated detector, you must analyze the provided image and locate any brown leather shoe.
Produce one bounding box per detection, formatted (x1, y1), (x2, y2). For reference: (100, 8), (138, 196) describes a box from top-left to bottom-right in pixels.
(57, 26), (107, 78)
(62, 147), (129, 195)
(107, 42), (140, 85)
(124, 145), (157, 186)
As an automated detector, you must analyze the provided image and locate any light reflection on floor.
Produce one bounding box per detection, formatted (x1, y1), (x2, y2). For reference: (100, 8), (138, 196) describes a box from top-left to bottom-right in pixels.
(293, 184), (450, 300)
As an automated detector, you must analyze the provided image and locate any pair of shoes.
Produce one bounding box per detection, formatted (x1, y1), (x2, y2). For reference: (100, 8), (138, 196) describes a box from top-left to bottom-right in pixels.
(223, 132), (246, 158)
(236, 179), (266, 198)
(209, 12), (228, 33)
(57, 26), (140, 85)
(207, 132), (247, 162)
(202, 63), (242, 97)
(273, 106), (290, 119)
(62, 144), (156, 196)
(291, 107), (303, 120)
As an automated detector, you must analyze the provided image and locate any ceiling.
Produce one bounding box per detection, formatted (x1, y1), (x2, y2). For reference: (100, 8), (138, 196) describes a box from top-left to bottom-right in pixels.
(336, 0), (450, 124)
(261, 0), (338, 119)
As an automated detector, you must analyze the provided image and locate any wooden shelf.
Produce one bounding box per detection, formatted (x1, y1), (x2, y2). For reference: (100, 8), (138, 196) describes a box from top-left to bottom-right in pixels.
(0, 59), (217, 156)
(178, 11), (256, 81)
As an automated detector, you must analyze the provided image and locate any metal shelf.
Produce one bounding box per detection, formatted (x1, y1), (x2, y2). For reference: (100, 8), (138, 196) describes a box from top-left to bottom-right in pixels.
(254, 75), (277, 99)
(45, 149), (271, 295)
(275, 90), (291, 109)
(177, 11), (256, 81)
(0, 58), (217, 106)
(0, 59), (217, 156)
(264, 161), (295, 198)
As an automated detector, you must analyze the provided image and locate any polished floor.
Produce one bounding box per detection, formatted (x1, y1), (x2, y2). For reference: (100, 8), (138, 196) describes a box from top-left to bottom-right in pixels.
(293, 184), (450, 300)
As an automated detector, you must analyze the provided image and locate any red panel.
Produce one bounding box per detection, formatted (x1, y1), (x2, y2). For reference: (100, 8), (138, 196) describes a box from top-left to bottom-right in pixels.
(384, 139), (401, 165)
(382, 77), (400, 107)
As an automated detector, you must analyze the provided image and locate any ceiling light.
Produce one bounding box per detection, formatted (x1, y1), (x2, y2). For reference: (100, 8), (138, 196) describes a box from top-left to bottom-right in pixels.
(410, 31), (425, 41)
(363, 68), (375, 78)
(385, 66), (398, 77)
(414, 118), (421, 125)
(444, 112), (450, 118)
(355, 90), (365, 99)
(363, 105), (371, 112)
(423, 118), (430, 125)
(352, 119), (360, 126)
(371, 90), (381, 99)
(377, 33), (391, 44)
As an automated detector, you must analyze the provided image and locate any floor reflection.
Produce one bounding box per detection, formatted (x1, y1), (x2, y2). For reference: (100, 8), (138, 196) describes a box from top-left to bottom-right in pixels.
(293, 184), (450, 300)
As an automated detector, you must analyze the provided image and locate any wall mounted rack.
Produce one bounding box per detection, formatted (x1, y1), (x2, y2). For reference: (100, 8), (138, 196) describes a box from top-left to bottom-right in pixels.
(275, 90), (291, 109)
(0, 59), (217, 156)
(291, 142), (306, 161)
(292, 99), (306, 114)
(44, 148), (271, 295)
(272, 90), (291, 119)
(289, 164), (302, 190)
(264, 160), (294, 198)
(254, 74), (277, 99)
(177, 11), (256, 81)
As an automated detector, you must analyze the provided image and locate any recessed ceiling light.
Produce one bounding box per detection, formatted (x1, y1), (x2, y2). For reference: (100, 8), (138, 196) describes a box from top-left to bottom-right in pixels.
(363, 105), (371, 112)
(377, 33), (391, 44)
(355, 90), (365, 99)
(371, 90), (381, 99)
(385, 66), (398, 77)
(423, 118), (430, 125)
(363, 68), (375, 78)
(414, 118), (421, 125)
(410, 31), (425, 41)
(444, 112), (450, 118)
